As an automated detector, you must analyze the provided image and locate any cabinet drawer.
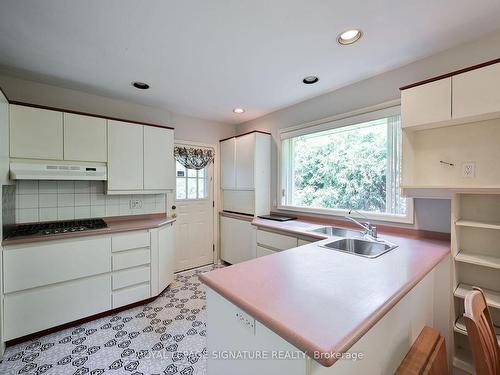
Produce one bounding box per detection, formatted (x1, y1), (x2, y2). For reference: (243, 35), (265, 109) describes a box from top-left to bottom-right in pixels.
(112, 283), (151, 308)
(298, 239), (315, 246)
(256, 245), (277, 258)
(112, 248), (150, 271)
(256, 229), (298, 251)
(112, 231), (150, 252)
(4, 236), (111, 293)
(4, 274), (111, 340)
(113, 265), (150, 290)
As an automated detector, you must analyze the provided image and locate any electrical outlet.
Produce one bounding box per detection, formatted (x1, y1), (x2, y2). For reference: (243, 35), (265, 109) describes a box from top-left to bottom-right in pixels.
(235, 309), (255, 335)
(462, 162), (476, 178)
(129, 199), (143, 209)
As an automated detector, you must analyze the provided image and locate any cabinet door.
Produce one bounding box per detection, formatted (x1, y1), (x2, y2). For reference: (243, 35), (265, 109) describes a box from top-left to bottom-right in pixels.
(453, 63), (500, 120)
(220, 138), (236, 189)
(10, 105), (63, 160)
(4, 274), (111, 340)
(64, 113), (107, 162)
(256, 245), (276, 258)
(220, 216), (255, 264)
(107, 120), (143, 191)
(401, 78), (451, 129)
(158, 223), (175, 291)
(235, 133), (255, 189)
(0, 90), (9, 185)
(144, 126), (174, 190)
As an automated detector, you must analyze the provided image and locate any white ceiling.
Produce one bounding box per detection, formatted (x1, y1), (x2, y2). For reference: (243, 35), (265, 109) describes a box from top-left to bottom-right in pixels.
(1, 0), (500, 124)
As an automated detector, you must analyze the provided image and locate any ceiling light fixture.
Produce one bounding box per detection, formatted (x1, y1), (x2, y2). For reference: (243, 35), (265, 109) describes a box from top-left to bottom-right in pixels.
(132, 81), (150, 90)
(302, 76), (319, 84)
(233, 108), (245, 114)
(337, 29), (363, 45)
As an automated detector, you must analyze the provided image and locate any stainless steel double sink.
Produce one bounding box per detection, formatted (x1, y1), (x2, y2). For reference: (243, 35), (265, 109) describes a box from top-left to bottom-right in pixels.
(309, 226), (398, 259)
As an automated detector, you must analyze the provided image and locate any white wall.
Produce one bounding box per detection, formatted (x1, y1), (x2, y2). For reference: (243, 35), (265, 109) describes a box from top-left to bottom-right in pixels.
(234, 29), (500, 232)
(0, 74), (236, 144)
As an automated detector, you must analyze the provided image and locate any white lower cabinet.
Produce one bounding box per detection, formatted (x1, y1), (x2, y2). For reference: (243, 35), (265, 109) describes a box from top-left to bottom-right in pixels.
(256, 229), (298, 251)
(207, 288), (308, 375)
(4, 236), (111, 293)
(256, 245), (276, 258)
(4, 274), (111, 340)
(1, 225), (176, 341)
(112, 265), (150, 290)
(112, 283), (151, 309)
(254, 228), (301, 258)
(158, 223), (175, 292)
(220, 216), (255, 264)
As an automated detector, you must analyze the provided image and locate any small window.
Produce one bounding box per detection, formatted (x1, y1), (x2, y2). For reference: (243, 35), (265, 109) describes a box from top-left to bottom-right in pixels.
(176, 162), (209, 200)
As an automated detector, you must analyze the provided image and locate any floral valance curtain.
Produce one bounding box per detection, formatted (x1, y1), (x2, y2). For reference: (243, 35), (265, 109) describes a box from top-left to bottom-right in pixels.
(174, 146), (214, 170)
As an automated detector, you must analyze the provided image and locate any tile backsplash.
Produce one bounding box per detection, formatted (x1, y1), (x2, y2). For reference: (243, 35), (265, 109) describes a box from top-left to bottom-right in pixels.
(2, 184), (16, 231)
(14, 180), (166, 223)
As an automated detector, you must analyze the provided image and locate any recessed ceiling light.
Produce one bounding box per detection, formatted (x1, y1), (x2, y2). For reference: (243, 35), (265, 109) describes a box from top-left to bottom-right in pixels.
(233, 108), (245, 114)
(302, 76), (319, 84)
(132, 81), (150, 89)
(337, 29), (363, 45)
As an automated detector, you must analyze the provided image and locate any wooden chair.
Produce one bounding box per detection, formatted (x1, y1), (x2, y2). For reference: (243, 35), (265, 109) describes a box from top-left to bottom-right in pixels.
(464, 287), (500, 375)
(395, 326), (449, 375)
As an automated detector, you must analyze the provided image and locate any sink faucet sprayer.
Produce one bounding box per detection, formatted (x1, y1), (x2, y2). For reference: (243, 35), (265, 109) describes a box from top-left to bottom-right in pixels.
(345, 209), (378, 239)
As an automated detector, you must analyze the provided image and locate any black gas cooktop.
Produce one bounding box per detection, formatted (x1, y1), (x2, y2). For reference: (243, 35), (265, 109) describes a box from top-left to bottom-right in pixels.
(5, 219), (108, 239)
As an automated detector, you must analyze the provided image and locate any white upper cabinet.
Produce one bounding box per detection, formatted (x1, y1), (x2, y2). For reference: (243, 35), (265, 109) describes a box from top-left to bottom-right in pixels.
(220, 137), (236, 189)
(107, 120), (144, 191)
(10, 105), (64, 160)
(220, 132), (271, 215)
(63, 113), (107, 162)
(144, 126), (174, 190)
(453, 62), (500, 120)
(235, 133), (255, 190)
(108, 121), (175, 193)
(401, 78), (452, 129)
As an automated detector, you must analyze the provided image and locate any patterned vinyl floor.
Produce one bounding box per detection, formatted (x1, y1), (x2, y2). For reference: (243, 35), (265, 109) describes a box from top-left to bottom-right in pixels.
(0, 265), (219, 375)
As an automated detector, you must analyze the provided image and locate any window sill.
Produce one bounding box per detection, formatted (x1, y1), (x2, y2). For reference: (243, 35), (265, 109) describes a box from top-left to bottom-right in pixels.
(277, 204), (415, 225)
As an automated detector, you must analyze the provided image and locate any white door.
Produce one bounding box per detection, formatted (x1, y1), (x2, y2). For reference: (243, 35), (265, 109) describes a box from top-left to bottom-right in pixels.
(173, 146), (214, 271)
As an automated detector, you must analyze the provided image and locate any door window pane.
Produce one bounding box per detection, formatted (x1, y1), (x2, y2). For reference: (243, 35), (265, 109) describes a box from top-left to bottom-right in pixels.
(176, 164), (210, 200)
(198, 179), (205, 198)
(187, 178), (197, 199)
(176, 178), (186, 199)
(176, 161), (186, 177)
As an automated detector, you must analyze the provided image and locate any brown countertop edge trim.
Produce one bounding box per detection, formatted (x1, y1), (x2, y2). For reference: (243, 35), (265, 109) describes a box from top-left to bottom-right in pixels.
(219, 130), (272, 142)
(242, 211), (450, 241)
(219, 211), (254, 222)
(399, 57), (500, 90)
(199, 249), (450, 367)
(8, 100), (174, 130)
(2, 214), (176, 246)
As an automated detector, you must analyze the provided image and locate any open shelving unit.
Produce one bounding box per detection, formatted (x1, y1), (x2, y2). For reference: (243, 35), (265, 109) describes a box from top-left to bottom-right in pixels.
(451, 193), (500, 374)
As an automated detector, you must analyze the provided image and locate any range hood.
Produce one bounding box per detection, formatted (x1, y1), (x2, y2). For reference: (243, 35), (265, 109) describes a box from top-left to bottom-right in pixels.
(10, 161), (107, 180)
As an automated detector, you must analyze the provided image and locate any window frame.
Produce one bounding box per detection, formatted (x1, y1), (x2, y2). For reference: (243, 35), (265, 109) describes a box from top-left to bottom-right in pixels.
(277, 102), (414, 224)
(175, 162), (210, 201)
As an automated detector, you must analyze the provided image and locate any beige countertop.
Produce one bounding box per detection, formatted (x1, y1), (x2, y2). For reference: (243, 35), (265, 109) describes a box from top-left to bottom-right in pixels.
(2, 214), (175, 246)
(201, 215), (450, 367)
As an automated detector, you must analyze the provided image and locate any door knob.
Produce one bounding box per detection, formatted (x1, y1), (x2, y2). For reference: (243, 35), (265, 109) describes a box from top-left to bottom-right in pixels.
(171, 205), (177, 210)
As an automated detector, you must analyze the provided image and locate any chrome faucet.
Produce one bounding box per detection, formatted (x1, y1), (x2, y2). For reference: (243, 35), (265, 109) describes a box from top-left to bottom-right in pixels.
(344, 209), (378, 239)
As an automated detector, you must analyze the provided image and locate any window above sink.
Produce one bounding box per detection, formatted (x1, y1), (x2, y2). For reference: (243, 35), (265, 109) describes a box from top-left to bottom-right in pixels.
(278, 104), (414, 224)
